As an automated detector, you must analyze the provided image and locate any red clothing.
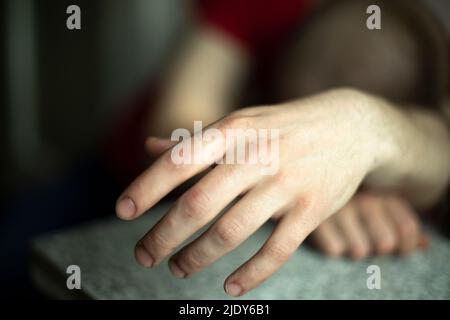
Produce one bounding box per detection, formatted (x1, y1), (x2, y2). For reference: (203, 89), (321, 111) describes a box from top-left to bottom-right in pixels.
(196, 0), (313, 54)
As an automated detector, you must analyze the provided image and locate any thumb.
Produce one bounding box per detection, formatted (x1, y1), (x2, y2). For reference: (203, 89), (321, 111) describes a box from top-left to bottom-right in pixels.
(144, 136), (177, 156)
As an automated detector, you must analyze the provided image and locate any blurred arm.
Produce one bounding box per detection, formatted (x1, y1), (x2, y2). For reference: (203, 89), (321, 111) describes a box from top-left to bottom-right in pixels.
(149, 26), (251, 137)
(364, 96), (450, 209)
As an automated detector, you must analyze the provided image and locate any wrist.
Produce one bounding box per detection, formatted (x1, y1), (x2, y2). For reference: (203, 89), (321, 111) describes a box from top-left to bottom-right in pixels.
(330, 88), (400, 175)
(358, 91), (412, 184)
(365, 94), (400, 173)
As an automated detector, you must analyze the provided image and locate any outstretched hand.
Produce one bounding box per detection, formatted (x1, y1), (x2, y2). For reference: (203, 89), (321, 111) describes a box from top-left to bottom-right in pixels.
(116, 89), (396, 296)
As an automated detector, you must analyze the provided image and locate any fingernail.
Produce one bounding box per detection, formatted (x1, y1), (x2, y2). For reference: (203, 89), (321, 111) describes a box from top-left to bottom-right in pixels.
(169, 260), (187, 278)
(135, 244), (154, 268)
(116, 196), (136, 219)
(225, 283), (243, 297)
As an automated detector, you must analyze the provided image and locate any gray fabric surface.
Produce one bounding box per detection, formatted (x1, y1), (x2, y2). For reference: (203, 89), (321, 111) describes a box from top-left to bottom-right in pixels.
(31, 203), (450, 299)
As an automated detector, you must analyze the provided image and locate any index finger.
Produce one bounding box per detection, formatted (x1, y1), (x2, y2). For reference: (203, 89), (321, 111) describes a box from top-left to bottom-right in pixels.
(116, 128), (226, 220)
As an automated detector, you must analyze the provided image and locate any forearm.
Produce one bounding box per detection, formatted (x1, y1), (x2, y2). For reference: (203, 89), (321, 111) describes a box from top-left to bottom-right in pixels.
(150, 27), (250, 137)
(364, 93), (450, 208)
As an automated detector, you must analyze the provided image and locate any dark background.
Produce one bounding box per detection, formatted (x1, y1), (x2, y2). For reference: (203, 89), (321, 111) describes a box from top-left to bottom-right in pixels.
(1, 0), (190, 299)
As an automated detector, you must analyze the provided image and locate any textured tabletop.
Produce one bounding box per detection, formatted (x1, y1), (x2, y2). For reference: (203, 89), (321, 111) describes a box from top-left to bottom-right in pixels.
(31, 203), (450, 299)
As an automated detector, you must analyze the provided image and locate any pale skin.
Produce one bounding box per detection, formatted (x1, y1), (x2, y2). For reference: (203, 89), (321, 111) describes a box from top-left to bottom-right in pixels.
(310, 191), (429, 260)
(116, 25), (450, 296)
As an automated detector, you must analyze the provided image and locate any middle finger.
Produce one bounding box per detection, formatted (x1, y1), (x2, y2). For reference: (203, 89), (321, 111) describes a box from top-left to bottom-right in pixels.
(168, 181), (290, 278)
(137, 163), (260, 267)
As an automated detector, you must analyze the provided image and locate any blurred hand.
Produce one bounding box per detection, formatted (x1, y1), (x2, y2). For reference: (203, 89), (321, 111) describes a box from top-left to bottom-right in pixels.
(116, 88), (404, 296)
(310, 191), (429, 260)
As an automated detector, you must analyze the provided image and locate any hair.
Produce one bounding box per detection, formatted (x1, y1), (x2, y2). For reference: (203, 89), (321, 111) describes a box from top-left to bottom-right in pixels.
(275, 0), (448, 108)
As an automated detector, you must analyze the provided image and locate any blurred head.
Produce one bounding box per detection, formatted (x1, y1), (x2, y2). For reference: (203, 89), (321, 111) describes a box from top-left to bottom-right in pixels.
(275, 0), (448, 106)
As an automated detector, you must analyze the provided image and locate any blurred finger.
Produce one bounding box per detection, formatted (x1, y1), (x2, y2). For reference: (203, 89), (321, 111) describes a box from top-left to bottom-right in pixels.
(223, 204), (319, 297)
(136, 164), (259, 267)
(116, 127), (226, 220)
(310, 219), (346, 257)
(419, 233), (430, 249)
(357, 194), (397, 255)
(334, 203), (371, 260)
(385, 196), (420, 255)
(168, 181), (289, 278)
(145, 136), (176, 156)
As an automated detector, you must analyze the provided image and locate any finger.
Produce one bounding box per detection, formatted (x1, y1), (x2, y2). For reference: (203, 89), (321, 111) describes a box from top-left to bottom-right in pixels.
(309, 218), (346, 257)
(223, 204), (318, 297)
(357, 194), (397, 255)
(385, 196), (420, 255)
(168, 181), (290, 278)
(145, 136), (177, 156)
(334, 203), (371, 260)
(136, 164), (260, 267)
(116, 128), (226, 220)
(418, 233), (430, 249)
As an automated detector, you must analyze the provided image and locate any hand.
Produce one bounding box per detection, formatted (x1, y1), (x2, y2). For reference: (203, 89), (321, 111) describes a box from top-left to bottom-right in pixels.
(310, 191), (429, 260)
(116, 88), (392, 296)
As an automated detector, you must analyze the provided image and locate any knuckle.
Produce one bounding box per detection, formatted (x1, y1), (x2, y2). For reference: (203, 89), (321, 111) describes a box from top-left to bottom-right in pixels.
(324, 243), (345, 257)
(146, 231), (173, 252)
(296, 194), (314, 211)
(273, 170), (290, 186)
(212, 167), (235, 188)
(214, 220), (242, 246)
(376, 237), (396, 254)
(227, 110), (245, 118)
(180, 250), (203, 272)
(221, 114), (250, 130)
(263, 243), (292, 264)
(162, 213), (177, 229)
(235, 106), (262, 116)
(356, 193), (379, 209)
(398, 218), (418, 237)
(181, 187), (211, 219)
(349, 244), (370, 260)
